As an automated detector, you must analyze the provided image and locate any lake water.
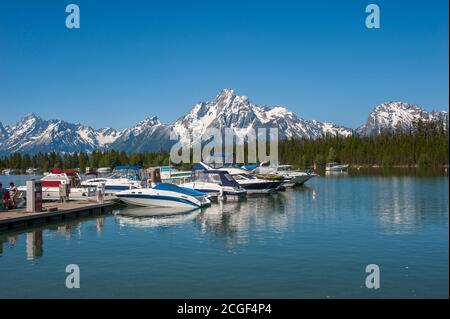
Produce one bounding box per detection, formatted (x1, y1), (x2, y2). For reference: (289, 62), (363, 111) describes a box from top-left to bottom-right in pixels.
(0, 172), (448, 298)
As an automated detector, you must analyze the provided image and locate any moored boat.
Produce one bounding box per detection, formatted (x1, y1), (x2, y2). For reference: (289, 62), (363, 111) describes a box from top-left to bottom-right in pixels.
(194, 162), (283, 194)
(254, 162), (317, 186)
(81, 165), (147, 194)
(18, 168), (96, 201)
(115, 183), (211, 209)
(325, 162), (349, 172)
(179, 168), (246, 199)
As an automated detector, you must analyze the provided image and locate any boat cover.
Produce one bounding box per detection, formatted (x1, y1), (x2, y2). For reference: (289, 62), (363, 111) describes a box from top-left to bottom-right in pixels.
(153, 183), (206, 197)
(192, 170), (241, 188)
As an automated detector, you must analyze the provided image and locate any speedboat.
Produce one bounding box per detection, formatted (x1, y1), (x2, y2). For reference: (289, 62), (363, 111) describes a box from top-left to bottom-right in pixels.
(179, 169), (246, 199)
(18, 168), (96, 201)
(97, 167), (112, 174)
(81, 165), (147, 194)
(194, 162), (283, 194)
(253, 162), (316, 187)
(25, 168), (40, 175)
(1, 168), (16, 175)
(115, 183), (211, 209)
(325, 162), (349, 172)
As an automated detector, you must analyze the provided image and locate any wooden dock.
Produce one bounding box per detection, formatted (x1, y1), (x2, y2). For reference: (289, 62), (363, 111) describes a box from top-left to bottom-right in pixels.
(0, 198), (117, 231)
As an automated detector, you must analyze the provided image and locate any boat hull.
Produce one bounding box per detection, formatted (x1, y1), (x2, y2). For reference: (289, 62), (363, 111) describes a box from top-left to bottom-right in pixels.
(285, 173), (315, 186)
(239, 180), (282, 194)
(116, 194), (201, 208)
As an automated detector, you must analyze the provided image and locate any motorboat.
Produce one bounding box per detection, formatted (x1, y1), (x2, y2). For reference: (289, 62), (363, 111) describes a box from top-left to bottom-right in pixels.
(81, 165), (147, 194)
(25, 168), (40, 175)
(194, 162), (283, 194)
(1, 168), (16, 175)
(179, 169), (246, 199)
(253, 162), (317, 187)
(97, 167), (112, 174)
(115, 183), (211, 209)
(325, 162), (349, 172)
(17, 168), (96, 201)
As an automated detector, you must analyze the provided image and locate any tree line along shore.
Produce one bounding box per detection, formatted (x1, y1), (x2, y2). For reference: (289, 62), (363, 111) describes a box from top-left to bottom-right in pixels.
(0, 121), (448, 172)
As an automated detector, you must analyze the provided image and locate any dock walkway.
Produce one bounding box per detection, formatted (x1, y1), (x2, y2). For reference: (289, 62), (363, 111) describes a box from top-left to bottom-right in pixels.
(0, 198), (116, 231)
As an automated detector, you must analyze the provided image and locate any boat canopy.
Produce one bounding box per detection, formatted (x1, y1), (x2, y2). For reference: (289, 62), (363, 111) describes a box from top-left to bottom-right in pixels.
(192, 169), (241, 188)
(153, 183), (206, 197)
(242, 164), (257, 170)
(113, 165), (143, 171)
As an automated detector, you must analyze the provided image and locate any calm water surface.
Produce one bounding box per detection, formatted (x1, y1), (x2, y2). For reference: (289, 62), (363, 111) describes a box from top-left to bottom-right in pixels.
(0, 173), (448, 298)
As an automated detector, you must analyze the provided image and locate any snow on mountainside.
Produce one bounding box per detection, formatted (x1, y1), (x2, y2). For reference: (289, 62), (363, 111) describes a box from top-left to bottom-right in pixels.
(1, 91), (448, 154)
(110, 116), (174, 152)
(172, 89), (352, 145)
(357, 102), (449, 135)
(0, 113), (121, 154)
(0, 122), (10, 142)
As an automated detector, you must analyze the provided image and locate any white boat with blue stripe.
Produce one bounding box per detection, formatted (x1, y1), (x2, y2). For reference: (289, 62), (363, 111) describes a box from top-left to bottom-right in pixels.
(115, 183), (211, 209)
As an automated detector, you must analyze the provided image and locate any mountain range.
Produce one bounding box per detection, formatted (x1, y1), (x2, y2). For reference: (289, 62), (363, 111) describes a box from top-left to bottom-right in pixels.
(0, 89), (448, 155)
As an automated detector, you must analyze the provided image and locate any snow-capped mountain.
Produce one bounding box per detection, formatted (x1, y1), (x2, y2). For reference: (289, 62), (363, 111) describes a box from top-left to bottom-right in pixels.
(171, 89), (352, 145)
(1, 90), (448, 155)
(357, 102), (449, 135)
(0, 113), (121, 154)
(110, 116), (174, 152)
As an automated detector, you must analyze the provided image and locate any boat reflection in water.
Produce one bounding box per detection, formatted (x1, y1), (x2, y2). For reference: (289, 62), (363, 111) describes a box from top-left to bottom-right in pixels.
(325, 170), (349, 177)
(115, 207), (201, 228)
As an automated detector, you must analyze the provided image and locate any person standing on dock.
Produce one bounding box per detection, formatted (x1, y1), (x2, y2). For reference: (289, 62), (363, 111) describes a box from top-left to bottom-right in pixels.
(9, 182), (18, 209)
(96, 182), (105, 204)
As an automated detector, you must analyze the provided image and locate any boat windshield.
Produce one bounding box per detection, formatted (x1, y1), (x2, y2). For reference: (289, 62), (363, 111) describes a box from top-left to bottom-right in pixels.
(109, 166), (148, 181)
(193, 171), (221, 184)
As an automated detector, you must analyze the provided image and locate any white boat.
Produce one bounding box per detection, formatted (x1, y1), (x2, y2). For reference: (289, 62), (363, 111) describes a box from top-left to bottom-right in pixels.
(2, 168), (16, 175)
(25, 168), (40, 175)
(18, 168), (96, 201)
(325, 162), (349, 172)
(115, 183), (211, 209)
(81, 165), (147, 194)
(179, 169), (246, 199)
(254, 162), (316, 186)
(194, 162), (283, 194)
(97, 167), (112, 174)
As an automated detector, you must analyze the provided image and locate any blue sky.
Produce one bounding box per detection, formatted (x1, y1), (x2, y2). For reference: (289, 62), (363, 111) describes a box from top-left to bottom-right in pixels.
(0, 0), (448, 129)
